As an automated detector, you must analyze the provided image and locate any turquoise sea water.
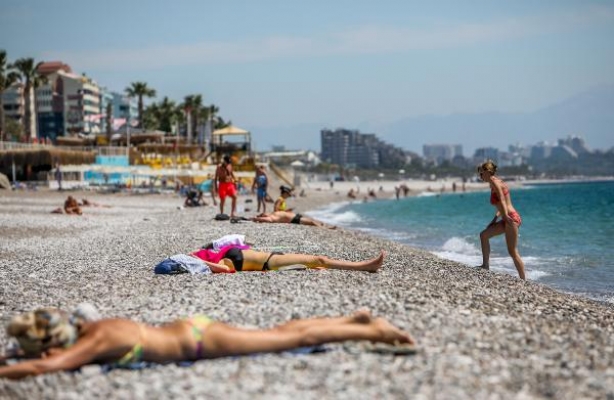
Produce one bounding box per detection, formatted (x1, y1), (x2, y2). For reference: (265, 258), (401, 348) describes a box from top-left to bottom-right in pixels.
(309, 181), (614, 303)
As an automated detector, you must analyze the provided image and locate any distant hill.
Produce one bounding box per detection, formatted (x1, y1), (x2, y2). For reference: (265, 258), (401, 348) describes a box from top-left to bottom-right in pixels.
(247, 85), (614, 155)
(381, 84), (614, 155)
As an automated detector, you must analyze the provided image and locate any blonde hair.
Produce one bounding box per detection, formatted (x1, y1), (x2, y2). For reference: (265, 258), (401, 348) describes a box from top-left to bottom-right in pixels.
(477, 160), (497, 175)
(6, 308), (78, 356)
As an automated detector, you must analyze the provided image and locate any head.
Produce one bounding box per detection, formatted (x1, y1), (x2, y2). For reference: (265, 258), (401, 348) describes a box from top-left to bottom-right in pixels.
(6, 308), (78, 356)
(223, 155), (231, 165)
(477, 160), (497, 181)
(280, 185), (293, 197)
(5, 303), (99, 357)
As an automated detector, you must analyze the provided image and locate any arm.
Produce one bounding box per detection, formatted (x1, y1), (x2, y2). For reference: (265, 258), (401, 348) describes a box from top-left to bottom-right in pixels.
(492, 181), (511, 221)
(202, 259), (235, 273)
(0, 331), (101, 380)
(487, 214), (499, 228)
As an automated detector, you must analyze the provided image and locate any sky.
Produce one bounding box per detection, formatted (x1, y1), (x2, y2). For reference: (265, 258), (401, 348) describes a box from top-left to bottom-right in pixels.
(1, 0), (613, 152)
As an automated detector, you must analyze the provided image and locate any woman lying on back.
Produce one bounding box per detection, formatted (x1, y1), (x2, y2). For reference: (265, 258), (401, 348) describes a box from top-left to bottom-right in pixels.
(189, 246), (384, 273)
(0, 308), (414, 380)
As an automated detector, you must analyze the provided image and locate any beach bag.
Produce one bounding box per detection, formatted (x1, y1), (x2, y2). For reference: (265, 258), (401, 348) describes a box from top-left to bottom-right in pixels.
(154, 254), (212, 275)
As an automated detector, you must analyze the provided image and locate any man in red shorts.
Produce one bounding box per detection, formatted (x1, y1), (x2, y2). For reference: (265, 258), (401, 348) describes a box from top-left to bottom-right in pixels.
(215, 155), (237, 217)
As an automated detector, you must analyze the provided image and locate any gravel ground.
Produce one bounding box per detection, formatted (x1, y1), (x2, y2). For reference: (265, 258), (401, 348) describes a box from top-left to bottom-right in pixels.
(0, 189), (613, 400)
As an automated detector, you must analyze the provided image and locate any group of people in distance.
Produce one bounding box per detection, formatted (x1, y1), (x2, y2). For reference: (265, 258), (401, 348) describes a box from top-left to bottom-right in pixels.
(213, 155), (336, 229)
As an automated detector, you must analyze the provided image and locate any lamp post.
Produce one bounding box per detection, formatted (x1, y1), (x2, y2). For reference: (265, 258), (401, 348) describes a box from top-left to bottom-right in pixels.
(126, 95), (131, 160)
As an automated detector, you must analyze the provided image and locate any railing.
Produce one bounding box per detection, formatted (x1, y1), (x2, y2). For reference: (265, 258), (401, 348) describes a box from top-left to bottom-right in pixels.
(0, 141), (104, 153)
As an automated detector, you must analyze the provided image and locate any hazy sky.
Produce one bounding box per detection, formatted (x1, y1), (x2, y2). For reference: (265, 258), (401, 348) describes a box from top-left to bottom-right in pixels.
(2, 0), (613, 151)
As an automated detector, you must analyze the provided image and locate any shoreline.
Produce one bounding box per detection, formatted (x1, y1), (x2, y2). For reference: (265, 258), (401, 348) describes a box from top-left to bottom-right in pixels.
(1, 188), (613, 398)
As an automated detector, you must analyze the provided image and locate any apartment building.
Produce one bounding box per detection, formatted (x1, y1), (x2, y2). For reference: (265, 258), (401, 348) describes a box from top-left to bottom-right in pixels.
(320, 128), (406, 169)
(423, 144), (463, 164)
(1, 82), (25, 127)
(34, 61), (101, 138)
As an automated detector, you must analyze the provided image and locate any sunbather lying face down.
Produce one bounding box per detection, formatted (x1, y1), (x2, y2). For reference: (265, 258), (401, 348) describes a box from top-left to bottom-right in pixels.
(192, 247), (385, 273)
(0, 308), (414, 380)
(251, 211), (336, 230)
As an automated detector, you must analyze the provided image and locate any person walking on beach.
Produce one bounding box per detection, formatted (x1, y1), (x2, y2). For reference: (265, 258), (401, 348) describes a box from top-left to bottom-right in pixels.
(0, 307), (414, 379)
(215, 155), (237, 217)
(54, 162), (62, 191)
(251, 165), (268, 213)
(476, 160), (526, 280)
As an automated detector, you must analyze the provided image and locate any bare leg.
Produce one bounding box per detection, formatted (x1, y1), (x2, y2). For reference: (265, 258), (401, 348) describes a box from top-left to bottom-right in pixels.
(230, 195), (237, 217)
(478, 222), (505, 269)
(300, 216), (337, 230)
(505, 222), (526, 280)
(262, 251), (385, 272)
(272, 309), (373, 332)
(219, 196), (225, 214)
(202, 311), (413, 358)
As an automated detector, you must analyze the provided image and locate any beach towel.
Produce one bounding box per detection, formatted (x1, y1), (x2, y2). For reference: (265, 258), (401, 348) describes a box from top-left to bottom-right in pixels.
(154, 254), (212, 275)
(210, 234), (246, 251)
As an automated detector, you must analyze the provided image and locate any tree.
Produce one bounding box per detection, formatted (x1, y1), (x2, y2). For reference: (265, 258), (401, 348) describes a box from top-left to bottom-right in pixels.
(125, 82), (156, 129)
(181, 94), (205, 144)
(11, 57), (45, 141)
(4, 116), (23, 142)
(0, 50), (19, 141)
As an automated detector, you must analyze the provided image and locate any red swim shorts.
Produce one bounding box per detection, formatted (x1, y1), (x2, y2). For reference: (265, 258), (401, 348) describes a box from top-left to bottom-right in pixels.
(218, 182), (237, 199)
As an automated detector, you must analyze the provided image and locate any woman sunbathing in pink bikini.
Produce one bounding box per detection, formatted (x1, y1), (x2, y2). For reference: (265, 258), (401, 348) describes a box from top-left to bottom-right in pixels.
(477, 160), (526, 280)
(0, 307), (414, 380)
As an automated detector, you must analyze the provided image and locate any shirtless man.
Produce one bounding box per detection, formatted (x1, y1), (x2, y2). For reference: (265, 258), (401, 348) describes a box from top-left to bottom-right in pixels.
(252, 210), (336, 230)
(51, 195), (82, 215)
(214, 155), (237, 217)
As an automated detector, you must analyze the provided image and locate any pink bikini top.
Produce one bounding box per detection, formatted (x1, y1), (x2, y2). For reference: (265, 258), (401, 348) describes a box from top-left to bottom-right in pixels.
(490, 180), (510, 205)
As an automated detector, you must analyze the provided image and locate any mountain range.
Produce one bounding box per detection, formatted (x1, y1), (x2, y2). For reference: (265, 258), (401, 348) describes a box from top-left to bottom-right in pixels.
(247, 84), (614, 156)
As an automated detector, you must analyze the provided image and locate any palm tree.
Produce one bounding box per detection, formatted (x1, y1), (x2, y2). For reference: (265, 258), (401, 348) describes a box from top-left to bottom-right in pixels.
(0, 50), (19, 141)
(181, 94), (204, 144)
(12, 57), (45, 141)
(125, 82), (156, 129)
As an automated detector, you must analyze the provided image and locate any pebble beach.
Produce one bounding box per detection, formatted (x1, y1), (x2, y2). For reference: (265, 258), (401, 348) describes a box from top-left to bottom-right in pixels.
(1, 188), (613, 400)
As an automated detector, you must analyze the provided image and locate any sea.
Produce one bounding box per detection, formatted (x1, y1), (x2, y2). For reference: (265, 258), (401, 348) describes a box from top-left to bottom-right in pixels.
(308, 180), (614, 304)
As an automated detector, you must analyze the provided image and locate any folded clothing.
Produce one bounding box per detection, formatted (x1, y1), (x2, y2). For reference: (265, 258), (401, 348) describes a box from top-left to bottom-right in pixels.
(155, 254), (212, 275)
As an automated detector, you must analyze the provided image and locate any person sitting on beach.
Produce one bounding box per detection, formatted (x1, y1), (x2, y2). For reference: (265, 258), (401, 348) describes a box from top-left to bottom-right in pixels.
(274, 185), (294, 212)
(188, 246), (383, 273)
(184, 187), (207, 207)
(251, 211), (336, 230)
(51, 195), (82, 215)
(0, 307), (414, 380)
(476, 160), (526, 280)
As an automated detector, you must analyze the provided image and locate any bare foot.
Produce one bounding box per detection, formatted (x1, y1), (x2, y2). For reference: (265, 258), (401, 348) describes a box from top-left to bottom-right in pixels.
(477, 264), (489, 270)
(373, 318), (415, 345)
(363, 251), (385, 272)
(351, 309), (373, 324)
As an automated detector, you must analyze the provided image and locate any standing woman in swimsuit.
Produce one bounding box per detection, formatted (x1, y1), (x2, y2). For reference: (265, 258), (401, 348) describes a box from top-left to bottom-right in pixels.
(0, 307), (414, 380)
(477, 160), (526, 280)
